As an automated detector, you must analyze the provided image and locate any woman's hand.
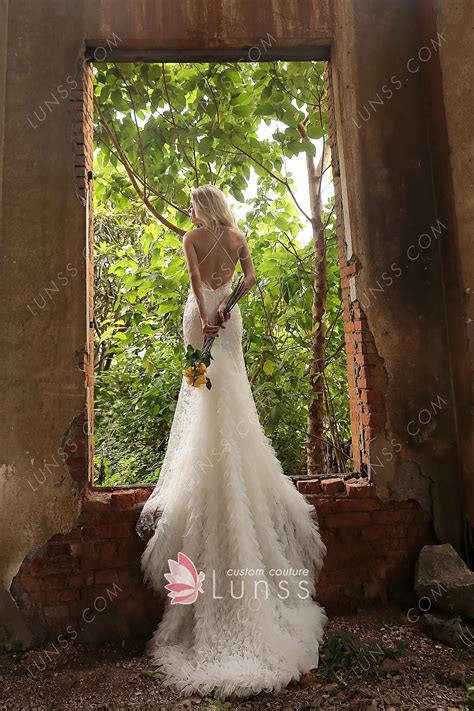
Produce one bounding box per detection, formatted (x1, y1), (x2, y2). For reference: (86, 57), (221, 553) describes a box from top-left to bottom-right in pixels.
(217, 299), (231, 327)
(201, 317), (221, 340)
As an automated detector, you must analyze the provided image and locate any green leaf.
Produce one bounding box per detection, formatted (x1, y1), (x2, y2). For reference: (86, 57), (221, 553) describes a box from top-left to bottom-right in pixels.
(263, 359), (276, 376)
(302, 140), (317, 157)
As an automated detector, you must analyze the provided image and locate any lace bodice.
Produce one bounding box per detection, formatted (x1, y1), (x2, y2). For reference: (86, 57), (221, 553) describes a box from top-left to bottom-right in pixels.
(183, 282), (243, 358)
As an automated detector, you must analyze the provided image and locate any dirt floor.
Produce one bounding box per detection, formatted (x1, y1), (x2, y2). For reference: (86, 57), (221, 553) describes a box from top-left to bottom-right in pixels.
(0, 605), (473, 710)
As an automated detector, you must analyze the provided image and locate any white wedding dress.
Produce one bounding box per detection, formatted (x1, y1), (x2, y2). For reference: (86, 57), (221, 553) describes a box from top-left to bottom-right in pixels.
(135, 280), (328, 700)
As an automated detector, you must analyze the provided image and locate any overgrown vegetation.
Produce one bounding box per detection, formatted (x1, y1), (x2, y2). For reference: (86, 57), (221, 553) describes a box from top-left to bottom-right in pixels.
(92, 60), (352, 486)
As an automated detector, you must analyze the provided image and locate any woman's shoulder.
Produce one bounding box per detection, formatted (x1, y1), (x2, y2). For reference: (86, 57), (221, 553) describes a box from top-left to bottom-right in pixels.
(182, 227), (208, 247)
(184, 225), (245, 241)
(228, 226), (247, 242)
(183, 227), (205, 240)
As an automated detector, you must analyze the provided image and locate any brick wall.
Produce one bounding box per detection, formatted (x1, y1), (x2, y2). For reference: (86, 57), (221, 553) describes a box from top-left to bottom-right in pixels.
(67, 59), (95, 486)
(325, 62), (388, 473)
(11, 488), (162, 647)
(296, 476), (435, 611)
(11, 479), (435, 647)
(70, 60), (94, 204)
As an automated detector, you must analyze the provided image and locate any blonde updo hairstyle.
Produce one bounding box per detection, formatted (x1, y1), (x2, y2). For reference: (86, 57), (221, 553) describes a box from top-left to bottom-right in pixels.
(191, 184), (236, 237)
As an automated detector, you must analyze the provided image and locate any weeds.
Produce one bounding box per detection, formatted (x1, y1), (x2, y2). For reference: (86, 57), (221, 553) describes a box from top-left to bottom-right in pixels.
(320, 629), (409, 681)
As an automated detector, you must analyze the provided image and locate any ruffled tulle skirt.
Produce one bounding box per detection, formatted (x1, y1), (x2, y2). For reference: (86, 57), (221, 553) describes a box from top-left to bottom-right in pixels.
(135, 282), (328, 700)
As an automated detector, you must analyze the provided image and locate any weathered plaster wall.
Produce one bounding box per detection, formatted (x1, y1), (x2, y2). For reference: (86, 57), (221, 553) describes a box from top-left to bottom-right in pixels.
(0, 0), (471, 648)
(331, 0), (469, 547)
(433, 0), (474, 524)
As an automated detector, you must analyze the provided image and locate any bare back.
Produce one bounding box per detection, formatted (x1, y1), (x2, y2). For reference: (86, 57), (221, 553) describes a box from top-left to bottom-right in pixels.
(187, 226), (247, 288)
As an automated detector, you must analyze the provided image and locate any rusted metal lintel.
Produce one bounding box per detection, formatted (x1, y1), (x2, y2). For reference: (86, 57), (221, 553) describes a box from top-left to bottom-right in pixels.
(85, 45), (331, 63)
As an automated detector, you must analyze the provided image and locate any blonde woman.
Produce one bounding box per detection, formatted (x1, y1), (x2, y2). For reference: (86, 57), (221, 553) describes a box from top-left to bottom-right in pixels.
(136, 185), (328, 701)
(185, 184), (257, 342)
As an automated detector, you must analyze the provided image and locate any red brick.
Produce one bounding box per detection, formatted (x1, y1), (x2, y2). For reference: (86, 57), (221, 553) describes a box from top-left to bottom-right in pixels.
(46, 589), (80, 603)
(36, 558), (75, 576)
(79, 509), (115, 525)
(361, 526), (385, 541)
(363, 426), (380, 441)
(70, 542), (96, 558)
(49, 527), (82, 543)
(359, 390), (385, 404)
(345, 481), (377, 498)
(83, 524), (132, 540)
(134, 488), (152, 503)
(80, 557), (105, 572)
(64, 454), (86, 468)
(82, 497), (110, 513)
(94, 570), (120, 585)
(45, 542), (71, 556)
(297, 479), (322, 495)
(371, 509), (417, 525)
(320, 478), (345, 495)
(407, 524), (431, 538)
(361, 410), (386, 432)
(319, 568), (361, 586)
(64, 439), (86, 460)
(325, 512), (371, 528)
(66, 600), (84, 616)
(319, 529), (338, 546)
(340, 263), (358, 278)
(120, 537), (144, 554)
(69, 572), (94, 588)
(334, 498), (381, 512)
(87, 550), (129, 570)
(18, 559), (44, 574)
(81, 583), (124, 603)
(94, 541), (118, 558)
(111, 492), (136, 508)
(385, 525), (408, 538)
(111, 509), (139, 523)
(41, 575), (68, 590)
(355, 354), (383, 367)
(43, 605), (70, 619)
(117, 568), (143, 585)
(14, 575), (44, 591)
(396, 500), (420, 510)
(309, 497), (334, 513)
(358, 375), (386, 390)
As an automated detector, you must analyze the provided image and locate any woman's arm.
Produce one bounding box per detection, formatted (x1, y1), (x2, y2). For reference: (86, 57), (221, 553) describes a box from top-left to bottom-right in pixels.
(183, 232), (220, 339)
(217, 233), (256, 324)
(237, 234), (257, 293)
(183, 232), (206, 320)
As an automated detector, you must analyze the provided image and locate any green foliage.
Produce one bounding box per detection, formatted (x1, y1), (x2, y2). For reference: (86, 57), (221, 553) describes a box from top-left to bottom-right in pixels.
(92, 60), (351, 486)
(202, 699), (235, 709)
(320, 630), (409, 682)
(466, 676), (474, 709)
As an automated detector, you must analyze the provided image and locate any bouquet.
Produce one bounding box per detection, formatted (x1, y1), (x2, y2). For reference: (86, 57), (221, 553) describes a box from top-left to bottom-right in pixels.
(183, 277), (247, 390)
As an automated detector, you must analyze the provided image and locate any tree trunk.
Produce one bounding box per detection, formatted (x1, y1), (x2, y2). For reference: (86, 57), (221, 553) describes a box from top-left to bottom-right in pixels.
(298, 123), (330, 476)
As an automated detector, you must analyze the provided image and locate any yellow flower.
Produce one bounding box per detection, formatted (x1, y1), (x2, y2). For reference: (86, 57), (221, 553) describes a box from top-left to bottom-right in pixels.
(183, 364), (208, 388)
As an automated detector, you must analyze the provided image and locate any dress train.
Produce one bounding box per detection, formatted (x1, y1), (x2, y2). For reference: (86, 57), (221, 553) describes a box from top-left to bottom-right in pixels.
(135, 281), (328, 699)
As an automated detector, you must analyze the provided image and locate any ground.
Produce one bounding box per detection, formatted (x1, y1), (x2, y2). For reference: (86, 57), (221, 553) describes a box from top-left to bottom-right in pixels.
(0, 606), (472, 710)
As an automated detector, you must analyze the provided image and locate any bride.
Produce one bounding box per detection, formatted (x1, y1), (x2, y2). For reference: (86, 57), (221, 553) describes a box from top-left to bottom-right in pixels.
(135, 184), (328, 700)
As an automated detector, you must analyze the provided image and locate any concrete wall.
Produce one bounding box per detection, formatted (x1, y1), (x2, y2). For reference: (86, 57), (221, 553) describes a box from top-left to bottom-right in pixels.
(433, 0), (474, 524)
(0, 0), (471, 648)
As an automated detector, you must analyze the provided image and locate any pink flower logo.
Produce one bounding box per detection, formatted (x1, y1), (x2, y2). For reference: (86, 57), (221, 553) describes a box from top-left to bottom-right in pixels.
(164, 552), (205, 604)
